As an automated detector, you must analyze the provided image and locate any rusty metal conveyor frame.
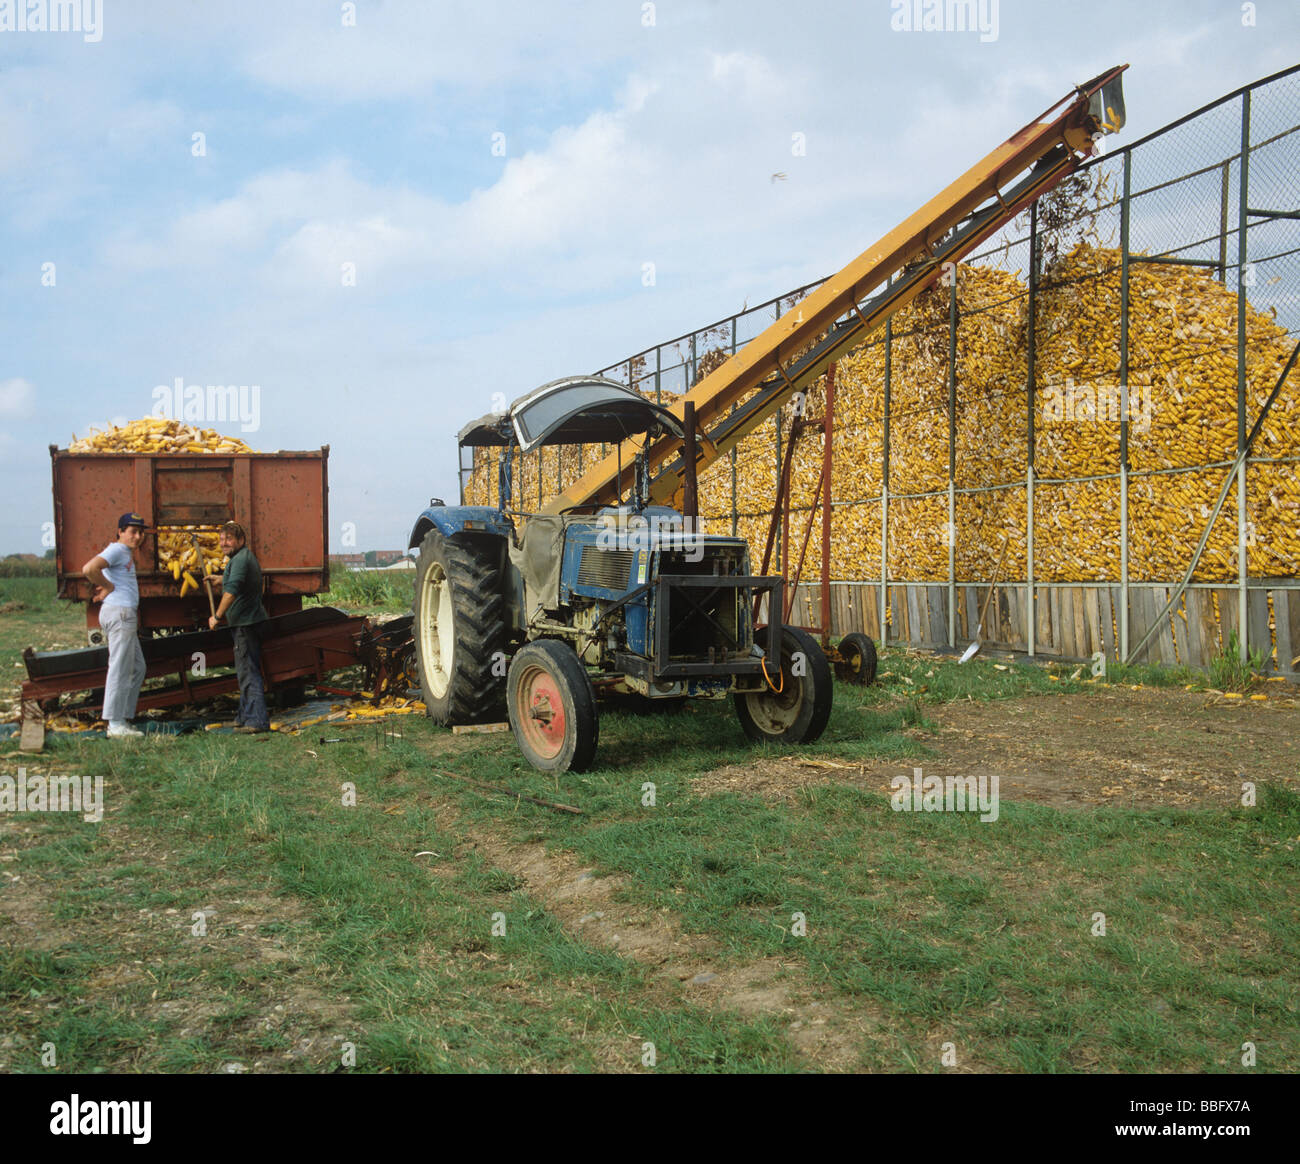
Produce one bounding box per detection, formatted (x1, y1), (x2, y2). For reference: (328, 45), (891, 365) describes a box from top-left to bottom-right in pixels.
(544, 65), (1128, 515)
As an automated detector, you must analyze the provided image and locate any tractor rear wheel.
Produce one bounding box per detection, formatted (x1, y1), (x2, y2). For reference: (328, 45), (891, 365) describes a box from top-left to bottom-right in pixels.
(735, 626), (833, 745)
(413, 530), (506, 725)
(835, 632), (878, 685)
(506, 640), (598, 773)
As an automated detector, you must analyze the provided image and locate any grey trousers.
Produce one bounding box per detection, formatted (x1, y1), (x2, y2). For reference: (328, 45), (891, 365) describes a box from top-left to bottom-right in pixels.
(232, 623), (270, 730)
(101, 605), (146, 722)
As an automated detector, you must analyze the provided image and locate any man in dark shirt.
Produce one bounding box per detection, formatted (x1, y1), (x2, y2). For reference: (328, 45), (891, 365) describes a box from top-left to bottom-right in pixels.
(209, 521), (271, 733)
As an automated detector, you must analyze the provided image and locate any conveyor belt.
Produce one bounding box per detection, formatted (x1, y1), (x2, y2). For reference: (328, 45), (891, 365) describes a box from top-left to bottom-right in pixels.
(545, 65), (1128, 513)
(23, 606), (359, 679)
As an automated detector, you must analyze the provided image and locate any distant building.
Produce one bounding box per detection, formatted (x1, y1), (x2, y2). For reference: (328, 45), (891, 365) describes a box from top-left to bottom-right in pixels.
(373, 550), (408, 567)
(329, 553), (366, 570)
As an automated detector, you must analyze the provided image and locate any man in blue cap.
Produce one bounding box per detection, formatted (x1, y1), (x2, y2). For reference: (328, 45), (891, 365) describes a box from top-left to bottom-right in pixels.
(82, 513), (150, 738)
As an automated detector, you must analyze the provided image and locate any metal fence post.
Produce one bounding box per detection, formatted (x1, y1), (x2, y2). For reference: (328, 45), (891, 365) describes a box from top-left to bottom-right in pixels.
(1120, 148), (1132, 660)
(1027, 199), (1038, 656)
(948, 278), (958, 648)
(1237, 89), (1252, 663)
(731, 316), (739, 536)
(882, 317), (892, 644)
(1218, 161), (1231, 283)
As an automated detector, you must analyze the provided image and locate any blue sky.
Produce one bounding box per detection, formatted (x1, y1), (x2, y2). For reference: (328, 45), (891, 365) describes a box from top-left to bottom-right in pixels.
(1, 0), (1296, 554)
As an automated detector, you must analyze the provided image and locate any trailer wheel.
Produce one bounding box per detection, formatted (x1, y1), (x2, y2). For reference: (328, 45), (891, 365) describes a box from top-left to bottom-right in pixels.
(507, 640), (598, 773)
(834, 632), (878, 685)
(414, 531), (506, 725)
(735, 626), (833, 745)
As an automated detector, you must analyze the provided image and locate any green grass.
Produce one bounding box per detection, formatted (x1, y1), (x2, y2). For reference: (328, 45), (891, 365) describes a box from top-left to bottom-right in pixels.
(1093, 659), (1208, 688)
(0, 727), (803, 1073)
(860, 641), (1214, 699)
(0, 578), (88, 720)
(0, 575), (84, 661)
(3, 606), (1295, 1072)
(428, 697), (1300, 1072)
(309, 570), (412, 613)
(1208, 630), (1268, 692)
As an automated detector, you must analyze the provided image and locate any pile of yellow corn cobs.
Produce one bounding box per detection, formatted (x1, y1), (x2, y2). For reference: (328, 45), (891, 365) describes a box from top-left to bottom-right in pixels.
(467, 244), (1297, 584)
(279, 695), (426, 732)
(343, 694), (425, 720)
(68, 418), (257, 455)
(156, 528), (226, 598)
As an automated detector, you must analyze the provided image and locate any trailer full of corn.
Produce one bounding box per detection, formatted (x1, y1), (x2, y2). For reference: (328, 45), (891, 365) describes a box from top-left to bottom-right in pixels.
(50, 441), (332, 632)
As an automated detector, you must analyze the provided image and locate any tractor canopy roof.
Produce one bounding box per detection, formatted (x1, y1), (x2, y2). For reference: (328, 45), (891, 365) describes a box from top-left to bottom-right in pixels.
(458, 376), (684, 453)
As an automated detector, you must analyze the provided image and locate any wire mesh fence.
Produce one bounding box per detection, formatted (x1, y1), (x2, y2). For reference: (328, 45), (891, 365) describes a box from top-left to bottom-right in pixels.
(465, 65), (1300, 667)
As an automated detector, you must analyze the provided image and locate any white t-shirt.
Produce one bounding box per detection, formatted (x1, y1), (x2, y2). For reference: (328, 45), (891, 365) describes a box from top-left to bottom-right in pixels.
(98, 541), (139, 610)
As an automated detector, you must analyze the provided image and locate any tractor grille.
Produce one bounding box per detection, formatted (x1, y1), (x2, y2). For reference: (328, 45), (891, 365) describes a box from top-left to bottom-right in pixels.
(662, 546), (750, 659)
(577, 546), (634, 591)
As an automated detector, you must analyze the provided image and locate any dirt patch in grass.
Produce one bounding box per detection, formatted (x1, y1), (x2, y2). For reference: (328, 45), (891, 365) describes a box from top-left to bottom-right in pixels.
(458, 825), (884, 1071)
(694, 687), (1300, 809)
(0, 814), (357, 1073)
(691, 756), (868, 803)
(0, 847), (67, 956)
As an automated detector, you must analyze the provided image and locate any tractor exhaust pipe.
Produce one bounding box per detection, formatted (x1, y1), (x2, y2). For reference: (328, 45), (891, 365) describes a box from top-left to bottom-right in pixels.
(682, 400), (698, 522)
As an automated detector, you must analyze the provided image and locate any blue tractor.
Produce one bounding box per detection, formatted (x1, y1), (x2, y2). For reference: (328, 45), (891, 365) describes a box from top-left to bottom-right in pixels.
(407, 377), (832, 772)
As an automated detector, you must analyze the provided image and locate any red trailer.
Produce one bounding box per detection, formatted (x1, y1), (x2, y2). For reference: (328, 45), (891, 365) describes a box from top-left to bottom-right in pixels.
(49, 446), (332, 634)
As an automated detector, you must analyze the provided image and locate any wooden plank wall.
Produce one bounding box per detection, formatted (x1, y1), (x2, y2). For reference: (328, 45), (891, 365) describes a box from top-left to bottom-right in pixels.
(788, 581), (1300, 675)
(1281, 590), (1300, 676)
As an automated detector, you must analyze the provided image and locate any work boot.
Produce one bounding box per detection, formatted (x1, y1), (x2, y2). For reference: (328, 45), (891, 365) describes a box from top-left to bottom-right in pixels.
(233, 725), (270, 734)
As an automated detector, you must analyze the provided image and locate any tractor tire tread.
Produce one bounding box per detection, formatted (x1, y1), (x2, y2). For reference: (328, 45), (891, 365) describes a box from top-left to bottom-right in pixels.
(415, 531), (507, 725)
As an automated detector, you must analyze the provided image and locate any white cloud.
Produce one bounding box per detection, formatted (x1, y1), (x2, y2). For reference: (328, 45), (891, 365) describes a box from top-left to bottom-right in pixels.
(100, 160), (408, 269)
(91, 38), (882, 306)
(0, 378), (34, 418)
(236, 1), (634, 102)
(98, 93), (667, 292)
(708, 51), (787, 104)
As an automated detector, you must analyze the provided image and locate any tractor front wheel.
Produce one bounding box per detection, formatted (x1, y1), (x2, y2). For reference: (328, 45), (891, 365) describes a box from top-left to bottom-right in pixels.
(735, 626), (833, 745)
(413, 530), (506, 725)
(507, 640), (599, 773)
